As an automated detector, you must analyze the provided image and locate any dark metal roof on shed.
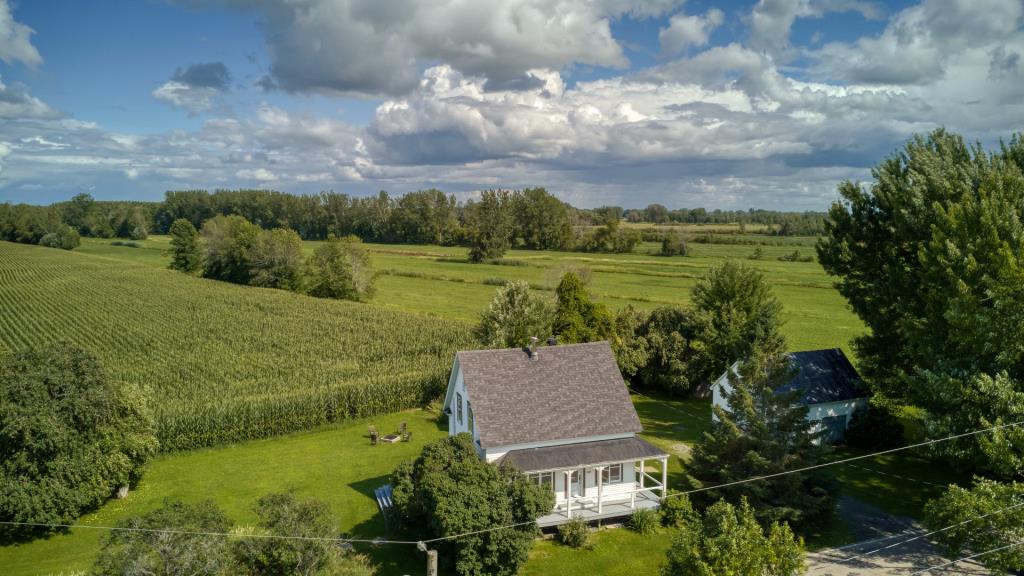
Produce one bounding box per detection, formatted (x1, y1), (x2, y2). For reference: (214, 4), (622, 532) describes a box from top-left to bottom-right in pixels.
(454, 341), (642, 449)
(497, 437), (668, 472)
(776, 348), (867, 404)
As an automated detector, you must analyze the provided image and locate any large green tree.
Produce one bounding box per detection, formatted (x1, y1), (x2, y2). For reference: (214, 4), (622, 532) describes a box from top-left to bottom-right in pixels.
(924, 477), (1024, 575)
(249, 228), (305, 291)
(552, 272), (614, 344)
(306, 235), (375, 301)
(201, 214), (262, 284)
(817, 130), (1024, 476)
(91, 500), (232, 576)
(691, 261), (786, 393)
(465, 190), (513, 262)
(474, 281), (553, 348)
(683, 350), (837, 530)
(511, 188), (573, 250)
(168, 218), (203, 273)
(0, 343), (157, 540)
(662, 498), (805, 576)
(615, 306), (704, 395)
(391, 434), (553, 576)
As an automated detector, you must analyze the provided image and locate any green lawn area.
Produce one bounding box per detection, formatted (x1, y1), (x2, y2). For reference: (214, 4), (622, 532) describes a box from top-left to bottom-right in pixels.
(0, 410), (448, 576)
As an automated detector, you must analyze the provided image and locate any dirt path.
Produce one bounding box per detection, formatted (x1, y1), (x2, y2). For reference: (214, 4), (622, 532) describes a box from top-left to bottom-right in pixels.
(806, 497), (991, 576)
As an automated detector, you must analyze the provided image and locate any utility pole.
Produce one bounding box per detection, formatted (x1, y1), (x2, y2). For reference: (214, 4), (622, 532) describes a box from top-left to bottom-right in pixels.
(427, 549), (438, 576)
(418, 541), (438, 576)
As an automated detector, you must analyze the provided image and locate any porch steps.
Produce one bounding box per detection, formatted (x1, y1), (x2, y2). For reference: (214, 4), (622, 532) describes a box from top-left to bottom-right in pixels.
(374, 483), (394, 512)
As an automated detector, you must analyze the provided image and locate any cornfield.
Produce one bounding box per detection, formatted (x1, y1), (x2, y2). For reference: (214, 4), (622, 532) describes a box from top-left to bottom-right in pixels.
(0, 242), (473, 451)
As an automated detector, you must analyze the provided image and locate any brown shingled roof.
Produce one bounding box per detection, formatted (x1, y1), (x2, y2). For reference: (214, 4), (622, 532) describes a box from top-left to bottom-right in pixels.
(455, 341), (642, 448)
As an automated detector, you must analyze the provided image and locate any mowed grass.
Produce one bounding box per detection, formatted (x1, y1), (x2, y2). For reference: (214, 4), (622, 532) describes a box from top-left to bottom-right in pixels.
(77, 234), (864, 356)
(0, 410), (447, 576)
(0, 241), (473, 450)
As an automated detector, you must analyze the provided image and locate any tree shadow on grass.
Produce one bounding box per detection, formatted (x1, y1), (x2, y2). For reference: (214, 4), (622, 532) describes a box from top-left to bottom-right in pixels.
(343, 476), (424, 576)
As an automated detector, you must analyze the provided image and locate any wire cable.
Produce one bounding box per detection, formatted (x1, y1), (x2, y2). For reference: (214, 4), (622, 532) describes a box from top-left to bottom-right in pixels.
(907, 539), (1024, 575)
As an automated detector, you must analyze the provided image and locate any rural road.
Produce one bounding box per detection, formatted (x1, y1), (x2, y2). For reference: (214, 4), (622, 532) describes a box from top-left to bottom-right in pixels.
(807, 497), (991, 575)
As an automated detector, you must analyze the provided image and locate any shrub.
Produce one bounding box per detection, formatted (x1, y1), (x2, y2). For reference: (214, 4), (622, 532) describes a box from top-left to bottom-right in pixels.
(37, 225), (80, 250)
(660, 492), (699, 528)
(556, 516), (590, 548)
(778, 249), (813, 262)
(129, 226), (148, 240)
(110, 240), (141, 248)
(628, 508), (659, 535)
(659, 231), (689, 257)
(845, 404), (905, 450)
(748, 247), (764, 260)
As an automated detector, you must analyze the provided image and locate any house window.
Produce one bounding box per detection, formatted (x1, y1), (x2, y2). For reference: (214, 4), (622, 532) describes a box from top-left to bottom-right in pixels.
(528, 472), (554, 489)
(467, 403), (474, 435)
(456, 392), (463, 425)
(602, 464), (623, 484)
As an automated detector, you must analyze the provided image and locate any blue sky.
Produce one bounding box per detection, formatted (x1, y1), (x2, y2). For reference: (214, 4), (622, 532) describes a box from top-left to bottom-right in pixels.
(0, 0), (1021, 208)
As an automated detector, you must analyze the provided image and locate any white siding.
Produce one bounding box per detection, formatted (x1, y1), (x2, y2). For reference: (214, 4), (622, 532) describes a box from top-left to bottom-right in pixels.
(446, 366), (483, 454)
(548, 463), (638, 503)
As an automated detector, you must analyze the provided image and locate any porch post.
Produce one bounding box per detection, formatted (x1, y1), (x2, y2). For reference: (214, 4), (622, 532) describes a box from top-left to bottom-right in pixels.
(630, 461), (636, 508)
(639, 459), (645, 489)
(564, 471), (572, 517)
(596, 466), (604, 514)
(660, 457), (668, 501)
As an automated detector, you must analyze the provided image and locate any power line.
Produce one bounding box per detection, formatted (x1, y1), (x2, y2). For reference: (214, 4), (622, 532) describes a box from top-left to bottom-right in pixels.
(0, 520), (419, 546)
(3, 421), (1020, 551)
(810, 497), (1024, 573)
(907, 539), (1024, 575)
(665, 420), (1023, 500)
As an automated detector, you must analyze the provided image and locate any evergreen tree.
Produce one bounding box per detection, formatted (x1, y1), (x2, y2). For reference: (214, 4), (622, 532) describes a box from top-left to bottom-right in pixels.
(465, 190), (513, 262)
(474, 281), (553, 348)
(552, 272), (614, 344)
(683, 349), (837, 530)
(663, 498), (805, 576)
(168, 218), (203, 273)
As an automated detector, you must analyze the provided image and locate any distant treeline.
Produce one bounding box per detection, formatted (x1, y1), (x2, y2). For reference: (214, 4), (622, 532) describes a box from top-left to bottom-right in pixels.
(0, 188), (828, 252)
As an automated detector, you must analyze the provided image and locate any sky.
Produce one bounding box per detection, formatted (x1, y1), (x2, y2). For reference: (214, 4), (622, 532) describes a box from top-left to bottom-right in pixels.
(0, 0), (1021, 209)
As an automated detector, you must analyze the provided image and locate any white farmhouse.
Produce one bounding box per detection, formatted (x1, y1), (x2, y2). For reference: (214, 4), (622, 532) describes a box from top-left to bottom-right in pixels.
(711, 348), (869, 444)
(443, 341), (670, 527)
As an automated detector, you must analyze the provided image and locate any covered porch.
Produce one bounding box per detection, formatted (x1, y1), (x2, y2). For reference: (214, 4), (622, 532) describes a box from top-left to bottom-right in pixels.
(498, 437), (670, 527)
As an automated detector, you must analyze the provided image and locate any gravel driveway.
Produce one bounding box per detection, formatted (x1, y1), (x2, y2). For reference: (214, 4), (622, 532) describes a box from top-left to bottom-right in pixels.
(806, 497), (992, 576)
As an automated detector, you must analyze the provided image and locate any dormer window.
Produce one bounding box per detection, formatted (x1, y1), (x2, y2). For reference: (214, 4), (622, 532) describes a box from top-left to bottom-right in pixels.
(456, 392), (464, 425)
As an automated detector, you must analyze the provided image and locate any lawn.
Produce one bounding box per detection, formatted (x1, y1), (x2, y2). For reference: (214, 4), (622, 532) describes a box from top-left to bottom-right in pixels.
(0, 410), (448, 576)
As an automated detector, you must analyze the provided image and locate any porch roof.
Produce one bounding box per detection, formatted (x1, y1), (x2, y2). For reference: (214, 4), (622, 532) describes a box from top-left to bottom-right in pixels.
(497, 437), (668, 473)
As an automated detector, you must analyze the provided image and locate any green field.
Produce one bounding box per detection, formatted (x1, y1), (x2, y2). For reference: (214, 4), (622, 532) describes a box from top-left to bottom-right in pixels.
(0, 241), (472, 450)
(76, 234), (863, 355)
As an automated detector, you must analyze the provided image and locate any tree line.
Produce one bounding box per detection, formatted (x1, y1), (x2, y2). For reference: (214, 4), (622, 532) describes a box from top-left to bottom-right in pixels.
(0, 188), (827, 259)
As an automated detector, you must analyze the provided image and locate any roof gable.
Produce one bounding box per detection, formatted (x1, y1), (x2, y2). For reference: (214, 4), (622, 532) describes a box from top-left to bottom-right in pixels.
(453, 341), (642, 448)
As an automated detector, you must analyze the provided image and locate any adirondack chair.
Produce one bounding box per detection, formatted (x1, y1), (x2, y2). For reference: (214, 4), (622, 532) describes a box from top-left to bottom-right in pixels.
(368, 425), (378, 446)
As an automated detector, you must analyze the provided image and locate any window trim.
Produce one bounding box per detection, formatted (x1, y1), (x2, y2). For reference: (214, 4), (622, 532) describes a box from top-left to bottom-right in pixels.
(528, 471), (554, 489)
(602, 463), (623, 484)
(456, 392), (463, 425)
(467, 403), (474, 435)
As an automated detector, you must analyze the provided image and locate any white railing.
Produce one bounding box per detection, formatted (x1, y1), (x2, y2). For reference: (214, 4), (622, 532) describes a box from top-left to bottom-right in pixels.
(559, 483), (661, 516)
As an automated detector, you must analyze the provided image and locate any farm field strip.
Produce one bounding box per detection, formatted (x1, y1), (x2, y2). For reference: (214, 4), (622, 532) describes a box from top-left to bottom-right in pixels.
(0, 242), (473, 451)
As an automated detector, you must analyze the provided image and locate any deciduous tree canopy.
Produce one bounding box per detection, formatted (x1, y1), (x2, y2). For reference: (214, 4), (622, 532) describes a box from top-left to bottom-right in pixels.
(0, 343), (157, 540)
(391, 434), (553, 576)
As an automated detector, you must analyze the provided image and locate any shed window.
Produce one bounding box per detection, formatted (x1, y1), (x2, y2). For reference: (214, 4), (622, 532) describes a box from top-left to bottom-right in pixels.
(467, 403), (474, 435)
(602, 464), (623, 484)
(456, 392), (463, 425)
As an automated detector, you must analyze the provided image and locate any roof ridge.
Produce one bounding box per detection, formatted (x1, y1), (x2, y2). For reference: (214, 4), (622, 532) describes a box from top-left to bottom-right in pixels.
(456, 340), (610, 355)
